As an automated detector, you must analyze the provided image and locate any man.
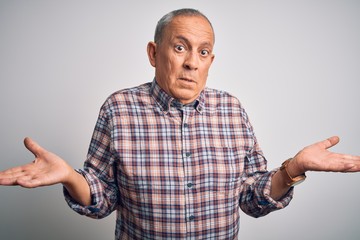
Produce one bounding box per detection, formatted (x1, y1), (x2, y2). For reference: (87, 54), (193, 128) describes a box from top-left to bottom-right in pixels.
(0, 8), (359, 239)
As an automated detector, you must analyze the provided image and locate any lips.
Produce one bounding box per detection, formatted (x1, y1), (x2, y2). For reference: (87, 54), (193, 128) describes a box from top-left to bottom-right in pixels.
(179, 77), (195, 83)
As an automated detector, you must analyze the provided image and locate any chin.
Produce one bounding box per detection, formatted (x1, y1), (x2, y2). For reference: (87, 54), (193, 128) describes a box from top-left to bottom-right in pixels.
(175, 93), (198, 104)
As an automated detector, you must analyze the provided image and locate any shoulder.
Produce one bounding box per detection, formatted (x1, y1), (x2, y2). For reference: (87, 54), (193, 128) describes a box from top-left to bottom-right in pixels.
(203, 87), (255, 134)
(101, 82), (153, 114)
(203, 87), (252, 121)
(204, 87), (242, 110)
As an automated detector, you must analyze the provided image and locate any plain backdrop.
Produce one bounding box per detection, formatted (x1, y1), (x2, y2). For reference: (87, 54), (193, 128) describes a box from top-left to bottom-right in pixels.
(0, 1), (359, 239)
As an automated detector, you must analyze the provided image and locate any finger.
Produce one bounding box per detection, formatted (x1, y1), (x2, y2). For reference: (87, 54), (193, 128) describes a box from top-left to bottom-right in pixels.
(0, 161), (34, 175)
(318, 136), (340, 149)
(326, 153), (360, 172)
(0, 177), (19, 186)
(0, 165), (31, 185)
(1, 169), (26, 179)
(1, 175), (40, 188)
(341, 155), (360, 172)
(17, 177), (42, 188)
(24, 137), (44, 158)
(0, 165), (27, 177)
(0, 171), (27, 185)
(333, 161), (360, 173)
(0, 164), (45, 187)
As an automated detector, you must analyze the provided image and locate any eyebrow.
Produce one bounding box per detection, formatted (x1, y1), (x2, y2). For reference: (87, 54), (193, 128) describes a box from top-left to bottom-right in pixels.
(175, 35), (213, 49)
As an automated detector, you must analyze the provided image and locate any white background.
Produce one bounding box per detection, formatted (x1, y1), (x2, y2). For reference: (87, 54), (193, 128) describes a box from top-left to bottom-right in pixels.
(0, 1), (359, 239)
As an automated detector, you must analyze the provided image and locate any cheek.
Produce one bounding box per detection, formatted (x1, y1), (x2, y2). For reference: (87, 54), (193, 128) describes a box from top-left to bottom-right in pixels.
(199, 63), (212, 80)
(168, 55), (184, 72)
(159, 55), (178, 75)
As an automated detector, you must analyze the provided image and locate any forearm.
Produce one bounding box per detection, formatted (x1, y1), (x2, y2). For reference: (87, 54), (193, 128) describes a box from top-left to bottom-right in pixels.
(63, 169), (91, 206)
(270, 169), (292, 200)
(238, 170), (294, 218)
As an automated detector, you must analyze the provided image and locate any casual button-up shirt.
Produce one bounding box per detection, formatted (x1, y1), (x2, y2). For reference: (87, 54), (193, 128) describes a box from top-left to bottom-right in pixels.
(64, 79), (293, 239)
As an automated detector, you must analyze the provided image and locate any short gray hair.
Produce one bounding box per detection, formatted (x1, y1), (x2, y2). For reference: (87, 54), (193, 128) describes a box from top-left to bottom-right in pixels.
(154, 8), (214, 44)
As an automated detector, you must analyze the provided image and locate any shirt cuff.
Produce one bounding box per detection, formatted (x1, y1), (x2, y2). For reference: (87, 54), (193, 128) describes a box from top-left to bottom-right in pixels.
(256, 169), (294, 210)
(63, 169), (104, 217)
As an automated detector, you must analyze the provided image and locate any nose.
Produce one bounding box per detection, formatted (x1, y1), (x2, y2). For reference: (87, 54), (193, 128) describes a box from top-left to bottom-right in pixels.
(183, 51), (198, 70)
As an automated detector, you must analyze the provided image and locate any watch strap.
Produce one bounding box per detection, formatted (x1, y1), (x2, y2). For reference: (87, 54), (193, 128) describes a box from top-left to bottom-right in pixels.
(280, 158), (306, 186)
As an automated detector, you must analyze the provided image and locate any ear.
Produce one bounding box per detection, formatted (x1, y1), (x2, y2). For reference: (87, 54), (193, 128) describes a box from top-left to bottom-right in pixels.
(210, 53), (215, 64)
(147, 41), (157, 67)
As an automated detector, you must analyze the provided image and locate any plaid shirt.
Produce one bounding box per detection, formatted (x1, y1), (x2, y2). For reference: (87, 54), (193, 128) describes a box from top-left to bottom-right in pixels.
(64, 79), (293, 239)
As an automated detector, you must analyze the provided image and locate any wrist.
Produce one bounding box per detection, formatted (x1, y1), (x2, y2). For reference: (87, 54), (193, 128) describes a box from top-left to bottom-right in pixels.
(62, 169), (91, 206)
(280, 158), (306, 187)
(62, 168), (81, 187)
(287, 157), (306, 177)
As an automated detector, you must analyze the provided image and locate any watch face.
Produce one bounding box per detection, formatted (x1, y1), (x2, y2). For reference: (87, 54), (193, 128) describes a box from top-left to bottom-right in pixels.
(290, 177), (306, 186)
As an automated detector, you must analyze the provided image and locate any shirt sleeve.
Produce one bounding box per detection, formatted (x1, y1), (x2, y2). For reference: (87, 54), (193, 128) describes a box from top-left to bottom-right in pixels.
(63, 100), (119, 219)
(237, 106), (294, 218)
(239, 164), (294, 218)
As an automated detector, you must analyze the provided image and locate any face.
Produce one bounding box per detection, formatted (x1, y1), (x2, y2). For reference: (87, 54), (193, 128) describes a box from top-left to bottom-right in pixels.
(147, 15), (215, 104)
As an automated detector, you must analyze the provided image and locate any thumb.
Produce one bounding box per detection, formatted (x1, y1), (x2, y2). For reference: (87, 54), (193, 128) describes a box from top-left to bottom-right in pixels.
(321, 136), (340, 149)
(24, 137), (44, 157)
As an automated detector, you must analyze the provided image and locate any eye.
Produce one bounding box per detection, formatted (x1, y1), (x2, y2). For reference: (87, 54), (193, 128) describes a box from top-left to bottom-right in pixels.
(175, 45), (185, 52)
(200, 49), (210, 57)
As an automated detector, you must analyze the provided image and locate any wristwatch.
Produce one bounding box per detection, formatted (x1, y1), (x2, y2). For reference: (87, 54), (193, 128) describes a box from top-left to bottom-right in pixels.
(280, 159), (306, 187)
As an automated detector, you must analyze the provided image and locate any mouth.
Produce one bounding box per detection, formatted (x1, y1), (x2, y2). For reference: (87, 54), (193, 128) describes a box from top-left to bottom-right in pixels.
(178, 77), (195, 83)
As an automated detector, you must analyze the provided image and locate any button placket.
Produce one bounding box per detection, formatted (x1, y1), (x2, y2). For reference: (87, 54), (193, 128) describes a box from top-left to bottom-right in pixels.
(181, 107), (196, 230)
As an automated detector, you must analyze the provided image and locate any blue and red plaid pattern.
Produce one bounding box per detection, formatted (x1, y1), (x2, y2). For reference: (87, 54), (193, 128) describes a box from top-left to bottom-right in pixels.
(64, 79), (293, 239)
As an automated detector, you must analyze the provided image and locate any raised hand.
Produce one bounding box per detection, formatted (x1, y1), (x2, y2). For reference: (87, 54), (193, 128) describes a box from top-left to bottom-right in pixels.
(0, 137), (74, 188)
(290, 136), (360, 176)
(271, 136), (360, 200)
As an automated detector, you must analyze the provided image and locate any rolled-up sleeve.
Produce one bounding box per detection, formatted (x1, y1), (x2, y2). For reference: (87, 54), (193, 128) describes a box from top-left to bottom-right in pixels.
(63, 101), (119, 219)
(238, 106), (293, 218)
(239, 167), (293, 218)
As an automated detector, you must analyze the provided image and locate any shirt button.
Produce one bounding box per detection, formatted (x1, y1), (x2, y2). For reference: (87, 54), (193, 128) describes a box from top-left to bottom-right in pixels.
(187, 182), (194, 188)
(185, 152), (191, 157)
(188, 215), (195, 221)
(183, 123), (189, 128)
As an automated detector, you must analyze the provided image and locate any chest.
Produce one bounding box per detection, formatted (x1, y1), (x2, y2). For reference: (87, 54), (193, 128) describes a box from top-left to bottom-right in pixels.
(111, 106), (253, 186)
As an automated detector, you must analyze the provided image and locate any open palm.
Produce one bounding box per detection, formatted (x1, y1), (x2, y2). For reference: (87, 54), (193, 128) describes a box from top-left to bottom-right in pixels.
(293, 136), (360, 174)
(0, 137), (73, 188)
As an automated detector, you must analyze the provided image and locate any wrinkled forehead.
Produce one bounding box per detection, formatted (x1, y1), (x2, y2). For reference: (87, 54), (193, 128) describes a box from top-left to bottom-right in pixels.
(164, 15), (215, 45)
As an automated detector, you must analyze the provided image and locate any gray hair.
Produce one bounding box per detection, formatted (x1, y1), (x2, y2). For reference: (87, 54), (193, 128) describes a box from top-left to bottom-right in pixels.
(154, 8), (215, 44)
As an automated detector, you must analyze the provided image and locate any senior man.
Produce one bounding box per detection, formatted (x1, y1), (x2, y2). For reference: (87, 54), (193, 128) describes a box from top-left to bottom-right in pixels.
(1, 8), (360, 240)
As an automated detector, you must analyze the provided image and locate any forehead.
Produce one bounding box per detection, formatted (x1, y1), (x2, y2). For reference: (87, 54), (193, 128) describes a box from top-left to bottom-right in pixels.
(164, 15), (214, 45)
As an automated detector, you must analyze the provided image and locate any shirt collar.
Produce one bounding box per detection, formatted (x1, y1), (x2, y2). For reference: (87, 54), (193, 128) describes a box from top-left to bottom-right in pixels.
(150, 79), (205, 114)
